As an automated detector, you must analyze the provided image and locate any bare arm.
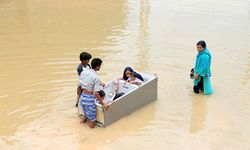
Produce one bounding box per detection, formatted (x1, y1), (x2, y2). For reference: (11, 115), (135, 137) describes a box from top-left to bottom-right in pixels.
(130, 79), (143, 85)
(95, 91), (109, 109)
(114, 77), (123, 92)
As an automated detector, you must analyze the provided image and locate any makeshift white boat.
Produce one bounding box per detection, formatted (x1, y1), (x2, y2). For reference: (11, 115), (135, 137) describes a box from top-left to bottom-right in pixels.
(78, 72), (158, 127)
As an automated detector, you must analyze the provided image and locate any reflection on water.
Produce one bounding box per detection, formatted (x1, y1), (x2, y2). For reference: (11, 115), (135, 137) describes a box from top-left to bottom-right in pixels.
(136, 0), (150, 70)
(0, 0), (127, 136)
(79, 103), (156, 150)
(1, 0), (250, 149)
(189, 94), (207, 133)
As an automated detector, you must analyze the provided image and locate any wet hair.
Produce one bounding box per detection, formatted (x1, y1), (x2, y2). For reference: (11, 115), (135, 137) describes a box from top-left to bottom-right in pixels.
(91, 58), (102, 69)
(79, 52), (92, 61)
(197, 40), (206, 48)
(98, 90), (105, 98)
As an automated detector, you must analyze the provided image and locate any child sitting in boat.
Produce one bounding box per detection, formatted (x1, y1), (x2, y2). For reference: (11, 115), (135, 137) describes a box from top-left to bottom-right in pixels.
(98, 90), (115, 104)
(125, 71), (144, 86)
(98, 90), (105, 99)
(114, 67), (144, 92)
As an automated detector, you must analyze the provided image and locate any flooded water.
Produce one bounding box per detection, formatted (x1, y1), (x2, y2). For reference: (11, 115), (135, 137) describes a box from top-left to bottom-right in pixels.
(0, 0), (250, 149)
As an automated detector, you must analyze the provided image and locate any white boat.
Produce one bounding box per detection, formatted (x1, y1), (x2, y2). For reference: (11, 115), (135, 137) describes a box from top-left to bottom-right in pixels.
(78, 72), (158, 127)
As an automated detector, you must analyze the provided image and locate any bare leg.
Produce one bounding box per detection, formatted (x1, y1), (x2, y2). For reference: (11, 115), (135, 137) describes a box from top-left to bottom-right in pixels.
(80, 115), (87, 124)
(76, 95), (80, 107)
(76, 86), (82, 107)
(88, 120), (95, 128)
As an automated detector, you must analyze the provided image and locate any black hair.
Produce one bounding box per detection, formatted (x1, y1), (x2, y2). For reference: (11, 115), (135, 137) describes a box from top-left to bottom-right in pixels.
(91, 58), (102, 69)
(197, 40), (206, 48)
(123, 67), (144, 81)
(98, 90), (105, 98)
(131, 71), (136, 77)
(79, 52), (92, 61)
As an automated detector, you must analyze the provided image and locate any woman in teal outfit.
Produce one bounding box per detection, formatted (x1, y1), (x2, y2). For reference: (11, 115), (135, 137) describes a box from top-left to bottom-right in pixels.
(192, 40), (213, 95)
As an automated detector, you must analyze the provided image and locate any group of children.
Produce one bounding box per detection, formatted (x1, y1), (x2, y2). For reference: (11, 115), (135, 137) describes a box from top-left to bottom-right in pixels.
(76, 52), (144, 128)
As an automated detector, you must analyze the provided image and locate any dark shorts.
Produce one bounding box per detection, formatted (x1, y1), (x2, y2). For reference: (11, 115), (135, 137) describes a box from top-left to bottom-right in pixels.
(113, 92), (125, 100)
(193, 77), (204, 94)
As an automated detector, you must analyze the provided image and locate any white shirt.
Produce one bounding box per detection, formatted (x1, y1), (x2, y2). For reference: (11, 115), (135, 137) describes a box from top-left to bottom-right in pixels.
(78, 69), (101, 92)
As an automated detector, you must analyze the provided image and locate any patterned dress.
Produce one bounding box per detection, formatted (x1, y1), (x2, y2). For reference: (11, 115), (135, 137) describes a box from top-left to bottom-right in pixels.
(78, 69), (101, 121)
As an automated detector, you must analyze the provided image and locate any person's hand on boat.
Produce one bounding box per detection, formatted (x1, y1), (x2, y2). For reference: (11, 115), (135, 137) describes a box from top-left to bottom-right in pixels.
(103, 104), (109, 110)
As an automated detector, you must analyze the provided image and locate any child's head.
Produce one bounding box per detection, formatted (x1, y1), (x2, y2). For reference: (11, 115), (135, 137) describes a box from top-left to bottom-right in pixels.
(91, 58), (102, 71)
(79, 52), (92, 65)
(130, 71), (136, 80)
(98, 90), (105, 99)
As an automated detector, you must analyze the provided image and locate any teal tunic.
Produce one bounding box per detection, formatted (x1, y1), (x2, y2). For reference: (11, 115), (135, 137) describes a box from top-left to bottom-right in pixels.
(193, 48), (213, 95)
